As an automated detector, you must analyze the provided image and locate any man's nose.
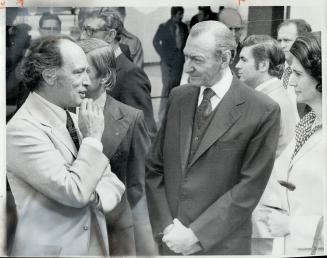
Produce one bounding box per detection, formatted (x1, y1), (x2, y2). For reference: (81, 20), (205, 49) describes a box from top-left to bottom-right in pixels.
(184, 59), (194, 74)
(82, 73), (91, 87)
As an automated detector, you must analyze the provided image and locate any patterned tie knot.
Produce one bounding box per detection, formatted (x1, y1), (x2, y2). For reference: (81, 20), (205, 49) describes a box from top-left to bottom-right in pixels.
(283, 66), (292, 89)
(203, 87), (215, 102)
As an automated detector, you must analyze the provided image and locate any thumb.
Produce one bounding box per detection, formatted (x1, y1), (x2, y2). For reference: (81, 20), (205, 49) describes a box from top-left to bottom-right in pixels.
(173, 218), (182, 226)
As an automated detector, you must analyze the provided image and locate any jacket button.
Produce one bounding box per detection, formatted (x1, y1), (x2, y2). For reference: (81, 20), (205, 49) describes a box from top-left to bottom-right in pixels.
(83, 225), (89, 231)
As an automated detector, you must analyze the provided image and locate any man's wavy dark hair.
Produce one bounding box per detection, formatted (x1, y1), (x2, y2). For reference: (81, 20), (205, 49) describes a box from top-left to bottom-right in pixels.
(20, 35), (75, 92)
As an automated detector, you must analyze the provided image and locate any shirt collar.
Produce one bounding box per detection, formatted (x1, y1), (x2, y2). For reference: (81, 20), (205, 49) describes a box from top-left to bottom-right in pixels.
(256, 77), (280, 94)
(93, 92), (107, 109)
(32, 92), (66, 124)
(114, 45), (122, 58)
(199, 67), (233, 99)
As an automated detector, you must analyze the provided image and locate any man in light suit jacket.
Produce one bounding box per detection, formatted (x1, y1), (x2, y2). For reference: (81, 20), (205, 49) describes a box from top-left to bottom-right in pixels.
(6, 35), (125, 256)
(80, 11), (157, 140)
(146, 21), (281, 255)
(78, 38), (154, 256)
(236, 35), (298, 254)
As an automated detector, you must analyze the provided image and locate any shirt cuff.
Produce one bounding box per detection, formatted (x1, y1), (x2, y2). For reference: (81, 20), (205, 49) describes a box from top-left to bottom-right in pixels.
(82, 137), (103, 152)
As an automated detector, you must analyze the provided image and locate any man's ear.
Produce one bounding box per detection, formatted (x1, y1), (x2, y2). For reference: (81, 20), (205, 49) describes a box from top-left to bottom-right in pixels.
(104, 29), (117, 44)
(258, 60), (269, 73)
(42, 68), (57, 86)
(220, 50), (232, 68)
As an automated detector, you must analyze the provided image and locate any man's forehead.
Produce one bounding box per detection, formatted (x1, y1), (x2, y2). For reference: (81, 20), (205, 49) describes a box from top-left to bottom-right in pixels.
(278, 23), (298, 38)
(58, 40), (87, 64)
(84, 17), (105, 28)
(41, 19), (60, 28)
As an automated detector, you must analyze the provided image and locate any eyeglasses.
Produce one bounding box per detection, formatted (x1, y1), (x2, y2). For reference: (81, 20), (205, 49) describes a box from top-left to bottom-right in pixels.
(40, 27), (61, 32)
(81, 26), (111, 37)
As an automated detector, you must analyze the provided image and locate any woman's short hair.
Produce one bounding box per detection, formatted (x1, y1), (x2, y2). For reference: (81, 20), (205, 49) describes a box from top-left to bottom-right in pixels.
(77, 38), (116, 92)
(290, 33), (322, 92)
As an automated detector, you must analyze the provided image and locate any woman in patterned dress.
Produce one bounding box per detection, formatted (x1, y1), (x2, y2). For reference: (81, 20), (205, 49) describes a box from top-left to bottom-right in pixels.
(266, 33), (323, 255)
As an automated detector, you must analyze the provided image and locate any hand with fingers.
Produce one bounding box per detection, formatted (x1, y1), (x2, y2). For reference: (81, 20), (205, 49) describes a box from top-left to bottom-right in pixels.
(267, 209), (290, 237)
(78, 98), (104, 141)
(162, 218), (202, 255)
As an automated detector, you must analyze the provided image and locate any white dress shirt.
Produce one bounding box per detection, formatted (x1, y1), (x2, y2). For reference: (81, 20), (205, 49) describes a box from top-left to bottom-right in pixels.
(197, 67), (233, 110)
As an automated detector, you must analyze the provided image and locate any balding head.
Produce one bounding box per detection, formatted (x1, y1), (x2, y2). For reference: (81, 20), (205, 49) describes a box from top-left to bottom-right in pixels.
(190, 21), (237, 56)
(184, 21), (236, 87)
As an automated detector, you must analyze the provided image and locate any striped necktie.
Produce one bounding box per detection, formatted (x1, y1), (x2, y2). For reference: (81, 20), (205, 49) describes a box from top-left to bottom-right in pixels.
(66, 110), (80, 150)
(196, 87), (216, 128)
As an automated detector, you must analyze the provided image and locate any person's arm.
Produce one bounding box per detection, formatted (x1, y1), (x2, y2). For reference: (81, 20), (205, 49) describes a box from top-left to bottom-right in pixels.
(153, 24), (164, 57)
(116, 67), (157, 139)
(126, 111), (151, 208)
(131, 37), (144, 69)
(189, 102), (281, 252)
(145, 93), (174, 241)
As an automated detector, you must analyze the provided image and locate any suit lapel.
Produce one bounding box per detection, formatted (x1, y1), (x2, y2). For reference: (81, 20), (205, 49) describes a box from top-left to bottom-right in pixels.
(25, 94), (78, 158)
(180, 86), (199, 173)
(188, 79), (245, 167)
(101, 95), (130, 159)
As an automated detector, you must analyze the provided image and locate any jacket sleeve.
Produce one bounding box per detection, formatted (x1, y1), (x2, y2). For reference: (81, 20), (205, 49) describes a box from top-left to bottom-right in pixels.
(145, 94), (174, 242)
(189, 102), (281, 251)
(6, 118), (123, 209)
(116, 67), (157, 139)
(126, 111), (151, 208)
(153, 24), (164, 58)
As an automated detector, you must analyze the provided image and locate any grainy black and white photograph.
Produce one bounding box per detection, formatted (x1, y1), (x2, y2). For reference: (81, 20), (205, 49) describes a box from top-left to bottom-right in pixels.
(1, 0), (326, 256)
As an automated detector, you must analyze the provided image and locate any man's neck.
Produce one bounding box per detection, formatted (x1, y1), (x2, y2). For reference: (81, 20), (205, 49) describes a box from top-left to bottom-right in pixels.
(254, 74), (274, 88)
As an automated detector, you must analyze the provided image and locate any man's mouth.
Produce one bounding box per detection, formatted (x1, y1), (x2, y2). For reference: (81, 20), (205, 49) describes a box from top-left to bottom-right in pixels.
(79, 92), (86, 98)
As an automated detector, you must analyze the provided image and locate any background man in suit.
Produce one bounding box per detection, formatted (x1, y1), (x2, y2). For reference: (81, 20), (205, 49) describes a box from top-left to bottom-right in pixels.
(236, 35), (298, 254)
(189, 6), (218, 29)
(146, 21), (281, 255)
(277, 19), (312, 119)
(153, 6), (189, 125)
(81, 11), (157, 139)
(78, 38), (155, 255)
(6, 35), (125, 256)
(109, 7), (145, 68)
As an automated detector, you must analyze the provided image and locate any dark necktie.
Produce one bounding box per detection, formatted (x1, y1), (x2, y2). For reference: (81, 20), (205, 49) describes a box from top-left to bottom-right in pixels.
(66, 110), (80, 150)
(283, 66), (292, 89)
(196, 87), (216, 128)
(175, 23), (182, 50)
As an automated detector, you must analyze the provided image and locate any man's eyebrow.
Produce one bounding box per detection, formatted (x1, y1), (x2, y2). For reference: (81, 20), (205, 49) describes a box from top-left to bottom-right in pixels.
(72, 67), (86, 73)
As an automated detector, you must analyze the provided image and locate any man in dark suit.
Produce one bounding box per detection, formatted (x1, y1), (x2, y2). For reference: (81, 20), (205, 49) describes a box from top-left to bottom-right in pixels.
(153, 6), (189, 125)
(146, 21), (281, 255)
(78, 37), (155, 255)
(80, 11), (157, 140)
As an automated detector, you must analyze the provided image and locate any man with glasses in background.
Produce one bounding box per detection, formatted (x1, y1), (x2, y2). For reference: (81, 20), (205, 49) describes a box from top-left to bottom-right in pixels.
(39, 12), (62, 36)
(80, 11), (157, 256)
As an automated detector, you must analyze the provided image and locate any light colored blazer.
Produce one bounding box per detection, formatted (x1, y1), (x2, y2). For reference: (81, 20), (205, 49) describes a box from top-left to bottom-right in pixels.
(7, 93), (125, 256)
(275, 127), (324, 255)
(252, 78), (297, 238)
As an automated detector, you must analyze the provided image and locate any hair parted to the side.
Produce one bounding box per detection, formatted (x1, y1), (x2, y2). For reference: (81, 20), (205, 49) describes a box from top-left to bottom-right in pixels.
(277, 19), (312, 36)
(290, 33), (322, 93)
(20, 35), (75, 92)
(77, 38), (116, 92)
(171, 6), (184, 17)
(190, 21), (237, 63)
(242, 34), (285, 78)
